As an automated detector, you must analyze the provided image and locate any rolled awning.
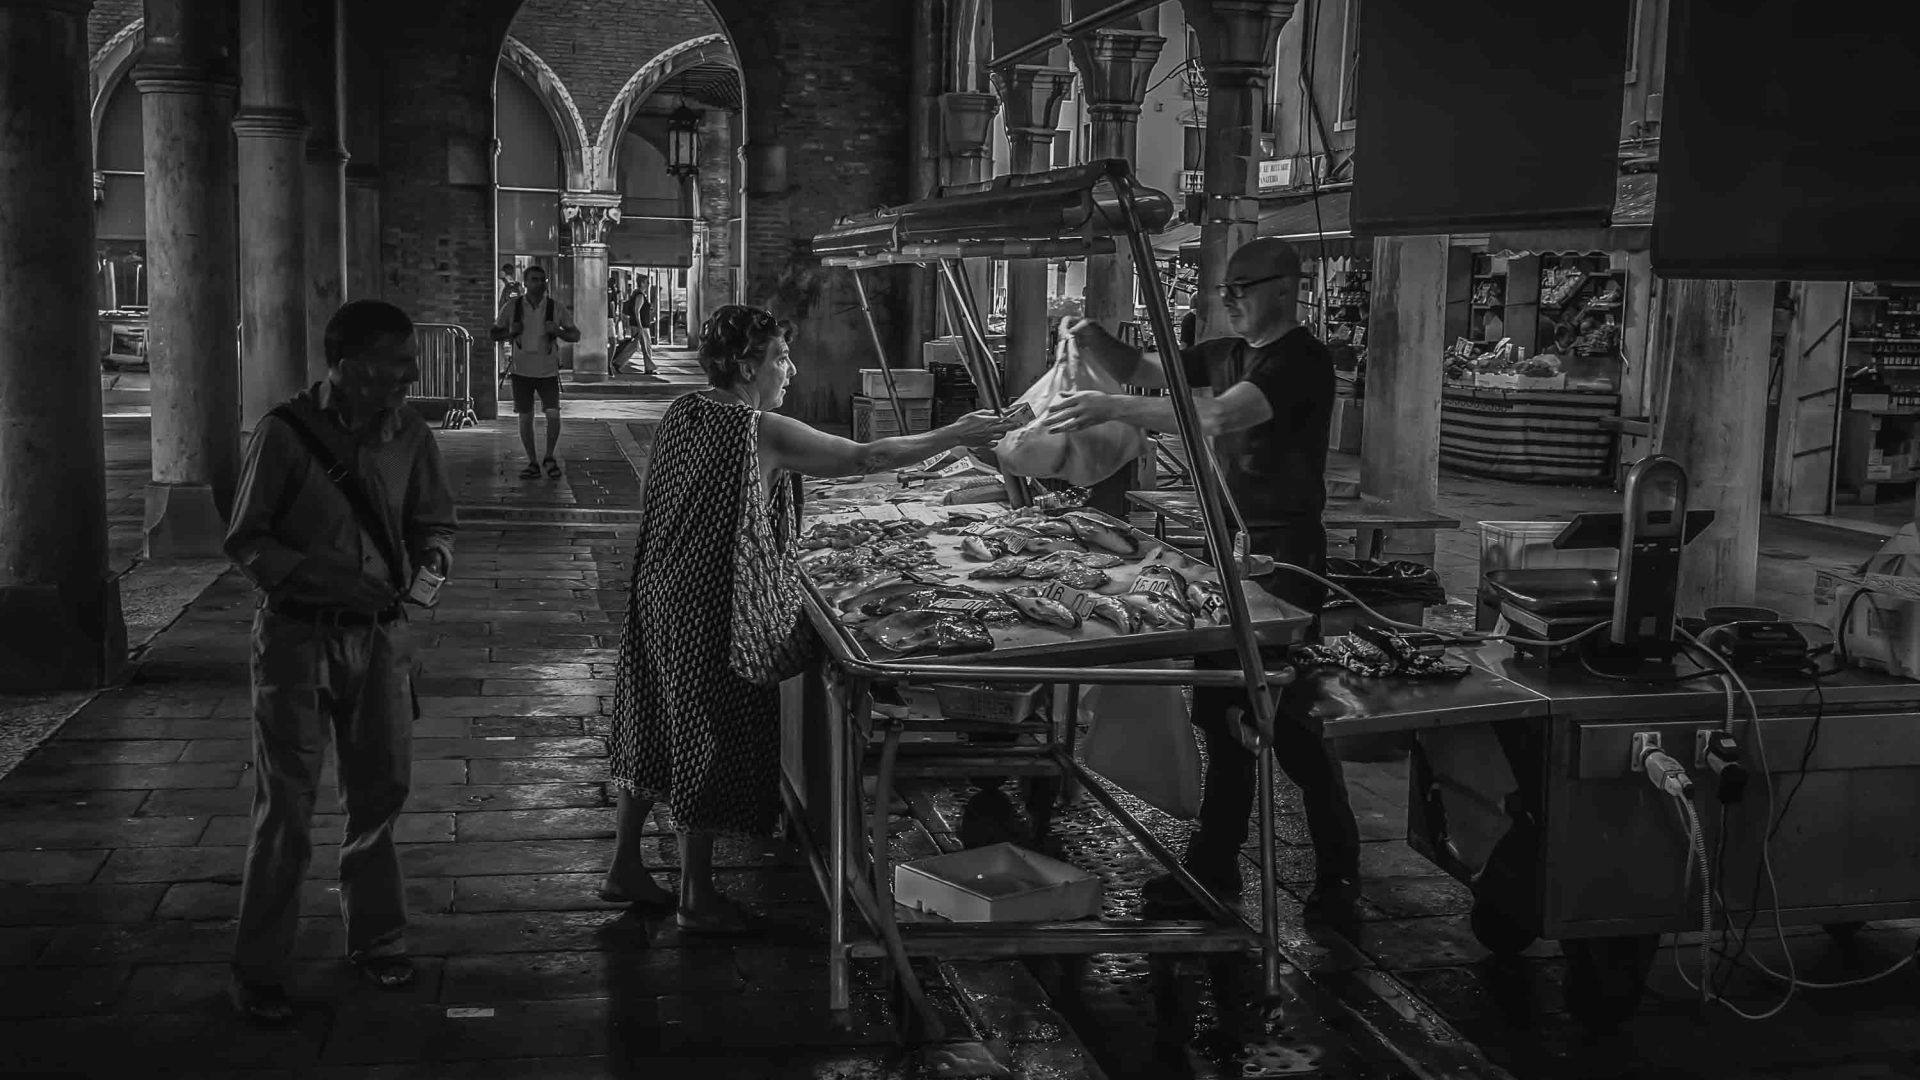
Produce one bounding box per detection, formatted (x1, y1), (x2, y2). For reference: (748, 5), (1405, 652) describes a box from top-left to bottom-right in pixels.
(811, 160), (1175, 262)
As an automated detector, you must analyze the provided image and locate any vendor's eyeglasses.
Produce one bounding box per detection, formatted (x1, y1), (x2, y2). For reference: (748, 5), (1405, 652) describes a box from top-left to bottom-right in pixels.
(1215, 273), (1292, 300)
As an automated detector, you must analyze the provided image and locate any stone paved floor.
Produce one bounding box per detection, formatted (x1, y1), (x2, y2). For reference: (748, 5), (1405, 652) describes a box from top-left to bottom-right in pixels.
(6, 406), (1919, 1078)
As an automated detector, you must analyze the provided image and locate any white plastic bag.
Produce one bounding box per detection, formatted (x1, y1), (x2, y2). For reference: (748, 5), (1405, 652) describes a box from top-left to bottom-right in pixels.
(1077, 671), (1202, 820)
(993, 323), (1149, 488)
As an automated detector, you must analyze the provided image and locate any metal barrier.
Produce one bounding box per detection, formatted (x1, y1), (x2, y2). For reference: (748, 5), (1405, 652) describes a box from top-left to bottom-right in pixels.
(412, 323), (478, 429)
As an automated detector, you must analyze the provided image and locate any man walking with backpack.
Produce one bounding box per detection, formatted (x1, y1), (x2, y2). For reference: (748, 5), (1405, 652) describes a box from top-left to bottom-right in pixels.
(490, 264), (580, 479)
(223, 300), (457, 1023)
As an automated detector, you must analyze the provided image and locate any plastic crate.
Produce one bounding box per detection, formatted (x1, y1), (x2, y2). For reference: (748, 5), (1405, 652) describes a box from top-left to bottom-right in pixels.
(931, 682), (1044, 723)
(851, 395), (933, 440)
(860, 369), (935, 398)
(1478, 521), (1616, 575)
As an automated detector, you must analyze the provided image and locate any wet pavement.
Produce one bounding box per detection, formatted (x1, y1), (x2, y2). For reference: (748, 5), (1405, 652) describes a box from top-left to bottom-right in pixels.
(3, 406), (1918, 1077)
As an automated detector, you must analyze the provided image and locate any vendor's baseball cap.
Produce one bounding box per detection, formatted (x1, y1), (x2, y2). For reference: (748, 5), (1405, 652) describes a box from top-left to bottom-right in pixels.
(1225, 237), (1305, 282)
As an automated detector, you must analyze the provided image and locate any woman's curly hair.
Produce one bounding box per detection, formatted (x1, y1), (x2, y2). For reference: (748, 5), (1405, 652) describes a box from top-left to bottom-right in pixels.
(698, 304), (795, 388)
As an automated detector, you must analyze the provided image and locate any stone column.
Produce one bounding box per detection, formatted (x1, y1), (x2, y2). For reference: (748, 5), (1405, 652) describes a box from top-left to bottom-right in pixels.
(696, 108), (740, 323)
(562, 193), (620, 382)
(1652, 279), (1774, 609)
(990, 63), (1075, 396)
(1360, 235), (1449, 514)
(1069, 25), (1167, 514)
(1069, 28), (1165, 334)
(1181, 0), (1297, 342)
(1770, 281), (1849, 515)
(139, 0), (243, 559)
(0, 0), (127, 690)
(340, 0), (381, 300)
(937, 91), (998, 344)
(234, 0), (308, 430)
(303, 0), (348, 377)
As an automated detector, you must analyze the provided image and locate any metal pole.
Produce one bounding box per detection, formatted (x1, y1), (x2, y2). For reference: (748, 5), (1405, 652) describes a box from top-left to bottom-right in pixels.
(933, 259), (1029, 508)
(1110, 163), (1288, 1002)
(850, 270), (910, 432)
(827, 670), (850, 1017)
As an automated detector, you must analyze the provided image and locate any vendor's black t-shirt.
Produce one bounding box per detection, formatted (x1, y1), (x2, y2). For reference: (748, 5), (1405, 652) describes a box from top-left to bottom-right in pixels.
(1179, 327), (1334, 529)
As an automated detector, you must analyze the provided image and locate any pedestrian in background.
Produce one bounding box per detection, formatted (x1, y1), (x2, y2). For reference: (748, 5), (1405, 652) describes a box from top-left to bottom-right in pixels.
(223, 300), (458, 1023)
(490, 264), (579, 479)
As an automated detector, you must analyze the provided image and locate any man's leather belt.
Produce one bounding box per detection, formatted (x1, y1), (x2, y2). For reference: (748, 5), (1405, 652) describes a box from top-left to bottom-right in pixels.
(267, 599), (403, 626)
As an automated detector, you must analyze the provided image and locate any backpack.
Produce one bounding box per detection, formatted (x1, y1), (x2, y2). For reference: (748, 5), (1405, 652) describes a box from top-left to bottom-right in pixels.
(511, 295), (555, 338)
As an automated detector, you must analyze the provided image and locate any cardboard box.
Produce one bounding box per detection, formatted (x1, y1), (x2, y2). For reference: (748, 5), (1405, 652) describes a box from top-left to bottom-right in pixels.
(894, 843), (1102, 922)
(1868, 464), (1894, 482)
(1853, 393), (1893, 412)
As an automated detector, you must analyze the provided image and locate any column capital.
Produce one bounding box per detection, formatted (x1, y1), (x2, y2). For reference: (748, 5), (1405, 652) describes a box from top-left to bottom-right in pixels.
(1067, 29), (1167, 109)
(562, 194), (622, 247)
(939, 91), (1000, 160)
(1184, 0), (1298, 84)
(232, 108), (308, 139)
(306, 140), (350, 165)
(989, 64), (1076, 136)
(131, 65), (239, 98)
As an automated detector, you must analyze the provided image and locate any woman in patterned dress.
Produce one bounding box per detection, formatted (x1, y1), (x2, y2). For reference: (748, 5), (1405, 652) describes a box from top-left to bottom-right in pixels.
(600, 304), (1017, 933)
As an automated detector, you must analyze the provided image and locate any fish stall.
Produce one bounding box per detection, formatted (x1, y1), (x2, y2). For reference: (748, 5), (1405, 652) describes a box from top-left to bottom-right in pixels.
(782, 160), (1320, 1043)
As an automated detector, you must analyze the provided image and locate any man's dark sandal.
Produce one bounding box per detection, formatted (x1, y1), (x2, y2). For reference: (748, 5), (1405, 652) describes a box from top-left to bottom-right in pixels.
(351, 954), (417, 990)
(519, 462), (542, 479)
(229, 979), (297, 1025)
(544, 456), (562, 478)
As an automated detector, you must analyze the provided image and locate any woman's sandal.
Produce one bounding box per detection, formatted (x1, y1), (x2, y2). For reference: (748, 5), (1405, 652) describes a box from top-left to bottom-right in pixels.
(597, 884), (677, 915)
(674, 901), (755, 937)
(349, 953), (417, 990)
(519, 462), (543, 480)
(543, 456), (562, 479)
(228, 977), (297, 1025)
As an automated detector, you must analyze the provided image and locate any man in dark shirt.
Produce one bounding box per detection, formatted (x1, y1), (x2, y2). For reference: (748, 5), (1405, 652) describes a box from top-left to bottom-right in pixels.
(1044, 237), (1360, 929)
(223, 300), (458, 1022)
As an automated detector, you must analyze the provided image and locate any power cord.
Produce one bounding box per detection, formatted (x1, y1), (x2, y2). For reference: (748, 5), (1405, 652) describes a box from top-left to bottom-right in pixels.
(1264, 559), (1609, 648)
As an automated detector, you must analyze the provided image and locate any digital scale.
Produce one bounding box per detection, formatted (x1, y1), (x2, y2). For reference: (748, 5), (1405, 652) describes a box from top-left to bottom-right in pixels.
(1485, 457), (1717, 667)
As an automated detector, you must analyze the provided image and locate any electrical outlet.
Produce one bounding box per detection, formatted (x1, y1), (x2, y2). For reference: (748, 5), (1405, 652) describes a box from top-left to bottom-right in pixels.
(1630, 731), (1663, 769)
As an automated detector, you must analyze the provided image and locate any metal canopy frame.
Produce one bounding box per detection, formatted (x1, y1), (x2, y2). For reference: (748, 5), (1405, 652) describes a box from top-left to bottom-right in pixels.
(800, 158), (1294, 1038)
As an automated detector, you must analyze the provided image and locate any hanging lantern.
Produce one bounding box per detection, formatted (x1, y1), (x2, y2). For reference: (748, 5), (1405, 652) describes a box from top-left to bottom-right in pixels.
(667, 101), (701, 178)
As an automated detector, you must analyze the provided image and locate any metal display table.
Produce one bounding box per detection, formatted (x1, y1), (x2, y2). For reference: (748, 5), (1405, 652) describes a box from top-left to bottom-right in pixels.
(779, 478), (1315, 1037)
(1308, 644), (1920, 1029)
(1126, 489), (1461, 560)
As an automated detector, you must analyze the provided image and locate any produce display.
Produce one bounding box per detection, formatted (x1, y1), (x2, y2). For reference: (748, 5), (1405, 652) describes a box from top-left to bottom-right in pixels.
(797, 500), (1242, 660)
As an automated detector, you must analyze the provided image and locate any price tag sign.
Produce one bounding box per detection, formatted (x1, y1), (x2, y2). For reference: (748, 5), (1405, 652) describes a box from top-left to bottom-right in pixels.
(927, 597), (1003, 617)
(1040, 580), (1096, 618)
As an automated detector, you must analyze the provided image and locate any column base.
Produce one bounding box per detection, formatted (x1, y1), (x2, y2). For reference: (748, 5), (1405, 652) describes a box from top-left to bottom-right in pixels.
(0, 575), (127, 691)
(144, 482), (229, 560)
(572, 363), (609, 384)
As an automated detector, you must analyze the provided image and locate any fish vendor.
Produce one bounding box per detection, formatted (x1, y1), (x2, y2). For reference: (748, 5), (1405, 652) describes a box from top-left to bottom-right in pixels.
(1042, 237), (1362, 929)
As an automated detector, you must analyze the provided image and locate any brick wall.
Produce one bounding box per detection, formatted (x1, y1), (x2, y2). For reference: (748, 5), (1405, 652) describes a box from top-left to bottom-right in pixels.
(508, 0), (723, 140)
(87, 0), (142, 59)
(721, 0), (915, 425)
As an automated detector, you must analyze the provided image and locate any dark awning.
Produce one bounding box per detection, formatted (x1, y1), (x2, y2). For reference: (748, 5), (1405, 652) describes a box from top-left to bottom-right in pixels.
(1487, 172), (1656, 257)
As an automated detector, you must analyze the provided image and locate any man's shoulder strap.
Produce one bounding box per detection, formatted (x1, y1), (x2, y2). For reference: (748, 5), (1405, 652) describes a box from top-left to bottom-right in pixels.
(545, 296), (554, 321)
(266, 401), (408, 590)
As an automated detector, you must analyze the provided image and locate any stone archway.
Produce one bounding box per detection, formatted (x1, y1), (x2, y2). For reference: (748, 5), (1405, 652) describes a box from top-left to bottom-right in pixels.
(498, 35), (593, 191)
(592, 33), (735, 192)
(89, 17), (144, 157)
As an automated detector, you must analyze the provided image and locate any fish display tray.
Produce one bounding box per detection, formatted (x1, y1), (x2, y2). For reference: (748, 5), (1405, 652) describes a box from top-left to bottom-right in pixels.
(799, 477), (1314, 669)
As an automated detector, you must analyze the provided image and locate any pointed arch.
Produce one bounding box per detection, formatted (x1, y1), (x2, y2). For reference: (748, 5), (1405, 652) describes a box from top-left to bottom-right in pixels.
(592, 33), (736, 191)
(498, 35), (593, 192)
(89, 18), (144, 152)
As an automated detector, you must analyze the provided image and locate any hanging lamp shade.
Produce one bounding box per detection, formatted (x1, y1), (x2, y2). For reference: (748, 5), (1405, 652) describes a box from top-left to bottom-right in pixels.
(666, 102), (701, 178)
